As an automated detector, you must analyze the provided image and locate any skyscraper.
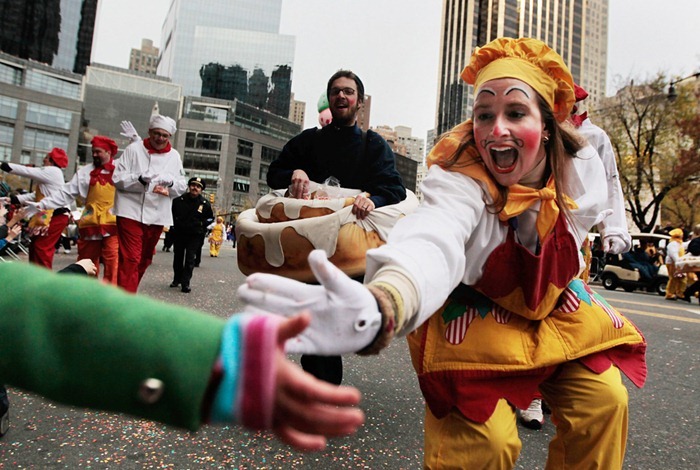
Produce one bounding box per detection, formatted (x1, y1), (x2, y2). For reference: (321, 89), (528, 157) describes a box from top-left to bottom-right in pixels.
(435, 0), (609, 134)
(0, 0), (98, 75)
(158, 0), (295, 118)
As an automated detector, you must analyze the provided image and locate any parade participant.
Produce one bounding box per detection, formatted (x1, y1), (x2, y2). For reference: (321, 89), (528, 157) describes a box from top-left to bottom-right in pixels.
(0, 148), (70, 269)
(571, 84), (631, 254)
(240, 37), (647, 468)
(266, 70), (406, 385)
(0, 261), (364, 450)
(665, 228), (687, 300)
(519, 83), (634, 429)
(170, 177), (214, 293)
(682, 224), (700, 302)
(208, 216), (226, 257)
(31, 136), (121, 283)
(267, 70), (405, 220)
(113, 115), (187, 293)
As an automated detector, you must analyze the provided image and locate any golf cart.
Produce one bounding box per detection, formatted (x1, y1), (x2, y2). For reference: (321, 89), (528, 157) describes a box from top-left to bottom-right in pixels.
(598, 233), (670, 296)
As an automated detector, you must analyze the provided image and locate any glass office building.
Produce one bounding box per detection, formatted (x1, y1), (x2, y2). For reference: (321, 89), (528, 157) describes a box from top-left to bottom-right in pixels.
(0, 0), (98, 75)
(158, 0), (295, 118)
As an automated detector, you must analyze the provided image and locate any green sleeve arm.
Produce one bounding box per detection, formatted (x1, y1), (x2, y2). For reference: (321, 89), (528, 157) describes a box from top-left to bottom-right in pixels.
(0, 263), (226, 431)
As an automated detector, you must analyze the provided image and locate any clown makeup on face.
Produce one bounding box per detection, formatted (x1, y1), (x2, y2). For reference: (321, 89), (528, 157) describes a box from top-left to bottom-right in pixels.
(473, 78), (549, 188)
(91, 147), (112, 167)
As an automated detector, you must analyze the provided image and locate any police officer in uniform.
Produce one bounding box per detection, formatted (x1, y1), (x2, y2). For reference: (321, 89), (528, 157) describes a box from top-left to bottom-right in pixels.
(170, 177), (214, 293)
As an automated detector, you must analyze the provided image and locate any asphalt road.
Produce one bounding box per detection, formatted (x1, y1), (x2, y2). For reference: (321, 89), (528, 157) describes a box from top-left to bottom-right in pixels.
(1, 243), (698, 469)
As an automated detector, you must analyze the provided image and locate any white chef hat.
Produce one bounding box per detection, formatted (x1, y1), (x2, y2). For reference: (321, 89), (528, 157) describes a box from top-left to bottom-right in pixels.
(149, 114), (177, 135)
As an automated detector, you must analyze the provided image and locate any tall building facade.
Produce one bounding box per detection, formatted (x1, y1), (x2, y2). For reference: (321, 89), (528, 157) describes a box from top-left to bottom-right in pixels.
(0, 0), (98, 75)
(81, 63), (181, 161)
(129, 39), (160, 76)
(288, 93), (306, 127)
(177, 95), (301, 215)
(157, 0), (295, 119)
(0, 52), (82, 175)
(435, 0), (608, 134)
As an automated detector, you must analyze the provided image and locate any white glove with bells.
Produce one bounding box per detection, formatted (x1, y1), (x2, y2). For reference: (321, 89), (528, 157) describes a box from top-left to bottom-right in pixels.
(237, 250), (382, 355)
(603, 234), (628, 255)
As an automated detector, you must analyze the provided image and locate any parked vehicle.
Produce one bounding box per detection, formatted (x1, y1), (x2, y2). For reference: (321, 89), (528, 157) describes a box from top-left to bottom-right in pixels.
(596, 233), (670, 296)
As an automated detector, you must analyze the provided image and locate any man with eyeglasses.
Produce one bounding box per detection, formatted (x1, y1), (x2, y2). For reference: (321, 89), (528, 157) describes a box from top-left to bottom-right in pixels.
(113, 114), (187, 293)
(266, 70), (406, 385)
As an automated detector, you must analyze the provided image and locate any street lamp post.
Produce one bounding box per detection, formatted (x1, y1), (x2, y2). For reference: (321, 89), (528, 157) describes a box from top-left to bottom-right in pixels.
(667, 72), (700, 101)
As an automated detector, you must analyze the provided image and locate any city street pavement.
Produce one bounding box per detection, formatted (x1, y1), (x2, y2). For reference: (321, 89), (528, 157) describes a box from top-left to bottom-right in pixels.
(1, 243), (698, 469)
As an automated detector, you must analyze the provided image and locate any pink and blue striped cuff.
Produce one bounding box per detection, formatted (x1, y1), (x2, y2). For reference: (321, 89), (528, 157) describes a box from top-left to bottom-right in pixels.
(210, 313), (282, 429)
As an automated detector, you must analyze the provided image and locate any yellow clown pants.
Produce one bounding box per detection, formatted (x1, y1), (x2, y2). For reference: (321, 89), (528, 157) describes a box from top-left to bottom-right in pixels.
(209, 242), (221, 257)
(423, 362), (629, 469)
(665, 264), (687, 299)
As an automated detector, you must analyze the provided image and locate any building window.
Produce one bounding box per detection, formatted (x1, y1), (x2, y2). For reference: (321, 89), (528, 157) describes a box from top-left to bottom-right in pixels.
(184, 132), (222, 151)
(25, 103), (73, 130)
(0, 123), (13, 146)
(23, 128), (69, 154)
(261, 146), (279, 163)
(233, 178), (250, 193)
(0, 62), (22, 86)
(235, 158), (252, 177)
(183, 151), (220, 171)
(237, 139), (253, 157)
(25, 70), (80, 100)
(259, 163), (268, 180)
(0, 96), (18, 120)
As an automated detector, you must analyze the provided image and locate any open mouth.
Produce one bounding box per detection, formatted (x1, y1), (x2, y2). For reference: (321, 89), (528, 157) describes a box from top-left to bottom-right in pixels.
(489, 147), (518, 173)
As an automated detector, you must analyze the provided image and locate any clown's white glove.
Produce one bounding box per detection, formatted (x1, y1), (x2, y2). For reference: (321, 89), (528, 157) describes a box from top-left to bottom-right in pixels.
(120, 120), (140, 143)
(237, 250), (382, 355)
(603, 234), (629, 254)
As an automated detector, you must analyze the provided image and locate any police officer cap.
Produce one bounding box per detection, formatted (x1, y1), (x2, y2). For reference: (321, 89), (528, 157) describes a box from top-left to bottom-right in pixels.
(188, 177), (205, 190)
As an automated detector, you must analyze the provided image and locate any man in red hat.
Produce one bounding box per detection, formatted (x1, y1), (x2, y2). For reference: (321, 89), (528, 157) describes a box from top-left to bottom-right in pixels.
(0, 148), (70, 269)
(33, 136), (121, 283)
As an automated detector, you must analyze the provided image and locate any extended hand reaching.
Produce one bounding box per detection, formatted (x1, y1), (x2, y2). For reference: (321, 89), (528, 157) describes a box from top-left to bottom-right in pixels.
(238, 250), (382, 355)
(272, 313), (365, 450)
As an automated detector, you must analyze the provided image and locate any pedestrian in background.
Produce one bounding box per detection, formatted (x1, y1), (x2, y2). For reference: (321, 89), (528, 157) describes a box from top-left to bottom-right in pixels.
(208, 216), (226, 257)
(665, 228), (687, 300)
(170, 177), (213, 293)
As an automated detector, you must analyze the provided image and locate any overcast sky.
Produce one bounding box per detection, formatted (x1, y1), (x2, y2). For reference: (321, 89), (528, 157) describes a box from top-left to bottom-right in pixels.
(92, 0), (700, 141)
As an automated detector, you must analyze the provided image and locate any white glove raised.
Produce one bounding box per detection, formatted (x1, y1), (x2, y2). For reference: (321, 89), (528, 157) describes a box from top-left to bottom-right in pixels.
(120, 120), (141, 143)
(237, 250), (382, 355)
(603, 234), (629, 254)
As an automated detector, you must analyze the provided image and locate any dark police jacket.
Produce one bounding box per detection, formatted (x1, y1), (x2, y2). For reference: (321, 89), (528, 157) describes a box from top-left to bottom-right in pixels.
(171, 193), (214, 237)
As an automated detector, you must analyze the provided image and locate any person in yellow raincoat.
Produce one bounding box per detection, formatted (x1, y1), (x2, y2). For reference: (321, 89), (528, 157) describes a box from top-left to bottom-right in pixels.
(208, 216), (226, 257)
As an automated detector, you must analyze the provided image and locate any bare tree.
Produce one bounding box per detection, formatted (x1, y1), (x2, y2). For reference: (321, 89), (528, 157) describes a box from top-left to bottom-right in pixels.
(596, 75), (699, 232)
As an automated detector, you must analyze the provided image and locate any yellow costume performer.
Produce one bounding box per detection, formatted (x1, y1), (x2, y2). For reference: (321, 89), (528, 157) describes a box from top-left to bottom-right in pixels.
(239, 38), (647, 469)
(208, 216), (225, 257)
